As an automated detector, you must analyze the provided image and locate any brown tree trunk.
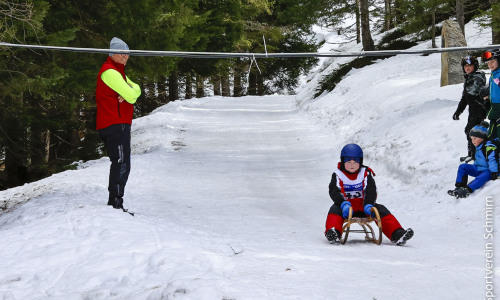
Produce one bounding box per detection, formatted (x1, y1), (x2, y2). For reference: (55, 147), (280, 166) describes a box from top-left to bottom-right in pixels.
(221, 74), (230, 97)
(213, 76), (221, 95)
(356, 0), (361, 44)
(157, 76), (168, 104)
(196, 75), (204, 98)
(4, 116), (27, 187)
(169, 70), (179, 102)
(29, 123), (50, 180)
(360, 0), (375, 51)
(384, 0), (391, 31)
(185, 72), (193, 99)
(456, 0), (465, 36)
(248, 72), (257, 96)
(233, 60), (244, 97)
(394, 0), (402, 27)
(257, 74), (265, 96)
(431, 3), (437, 48)
(492, 0), (500, 44)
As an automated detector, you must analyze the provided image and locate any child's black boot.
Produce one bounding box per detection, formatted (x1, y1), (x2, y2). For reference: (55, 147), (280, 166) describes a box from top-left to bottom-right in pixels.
(391, 228), (414, 246)
(455, 186), (472, 199)
(325, 228), (341, 244)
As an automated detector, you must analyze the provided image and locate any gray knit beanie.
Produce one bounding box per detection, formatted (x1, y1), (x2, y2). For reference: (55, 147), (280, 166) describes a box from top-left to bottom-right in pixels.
(109, 37), (129, 56)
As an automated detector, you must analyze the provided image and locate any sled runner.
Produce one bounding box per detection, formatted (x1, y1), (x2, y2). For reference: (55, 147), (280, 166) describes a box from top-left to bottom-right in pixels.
(340, 206), (382, 245)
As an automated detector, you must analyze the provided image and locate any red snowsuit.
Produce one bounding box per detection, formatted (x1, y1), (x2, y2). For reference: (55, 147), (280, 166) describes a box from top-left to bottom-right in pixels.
(325, 163), (403, 240)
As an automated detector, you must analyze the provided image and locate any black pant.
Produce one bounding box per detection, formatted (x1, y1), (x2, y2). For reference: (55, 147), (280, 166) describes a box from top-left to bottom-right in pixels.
(98, 124), (131, 204)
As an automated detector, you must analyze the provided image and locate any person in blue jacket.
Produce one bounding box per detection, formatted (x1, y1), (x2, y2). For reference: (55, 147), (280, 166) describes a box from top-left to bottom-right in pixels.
(482, 50), (500, 140)
(448, 122), (498, 198)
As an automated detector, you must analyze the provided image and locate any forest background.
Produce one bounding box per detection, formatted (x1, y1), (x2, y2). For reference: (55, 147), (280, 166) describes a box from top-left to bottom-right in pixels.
(0, 0), (497, 190)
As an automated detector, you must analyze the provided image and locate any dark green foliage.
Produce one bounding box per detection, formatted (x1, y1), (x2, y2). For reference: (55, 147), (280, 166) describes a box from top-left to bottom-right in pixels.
(314, 57), (375, 98)
(377, 29), (407, 47)
(0, 0), (496, 189)
(0, 0), (324, 190)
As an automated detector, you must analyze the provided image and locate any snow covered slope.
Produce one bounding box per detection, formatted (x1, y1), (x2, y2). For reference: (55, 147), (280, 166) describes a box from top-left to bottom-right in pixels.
(0, 21), (498, 299)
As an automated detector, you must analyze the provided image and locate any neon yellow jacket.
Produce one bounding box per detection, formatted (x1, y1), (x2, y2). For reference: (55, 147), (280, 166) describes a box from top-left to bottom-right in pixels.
(101, 69), (141, 104)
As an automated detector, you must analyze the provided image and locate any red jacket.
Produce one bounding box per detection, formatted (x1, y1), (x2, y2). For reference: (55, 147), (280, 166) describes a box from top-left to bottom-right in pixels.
(96, 57), (134, 130)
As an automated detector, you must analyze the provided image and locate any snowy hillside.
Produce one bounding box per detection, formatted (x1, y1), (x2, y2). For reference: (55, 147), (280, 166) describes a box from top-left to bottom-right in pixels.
(0, 21), (498, 299)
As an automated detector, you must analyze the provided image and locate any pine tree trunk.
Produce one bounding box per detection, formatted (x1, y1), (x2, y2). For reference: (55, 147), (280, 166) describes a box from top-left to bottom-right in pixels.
(492, 0), (500, 43)
(30, 123), (50, 180)
(4, 116), (27, 187)
(360, 0), (375, 51)
(233, 60), (244, 97)
(248, 72), (257, 95)
(456, 0), (465, 36)
(257, 74), (265, 96)
(157, 76), (168, 104)
(169, 70), (179, 102)
(31, 127), (50, 166)
(356, 0), (361, 44)
(384, 0), (391, 31)
(394, 0), (402, 27)
(233, 74), (242, 97)
(221, 74), (230, 97)
(431, 4), (437, 48)
(196, 75), (204, 98)
(213, 76), (221, 95)
(185, 72), (193, 99)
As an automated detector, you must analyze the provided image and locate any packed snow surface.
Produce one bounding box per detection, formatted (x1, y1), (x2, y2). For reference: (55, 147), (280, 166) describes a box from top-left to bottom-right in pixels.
(0, 20), (498, 299)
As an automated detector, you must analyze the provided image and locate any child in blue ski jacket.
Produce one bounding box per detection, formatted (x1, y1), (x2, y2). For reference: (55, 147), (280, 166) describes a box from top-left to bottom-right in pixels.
(482, 50), (500, 139)
(448, 122), (499, 198)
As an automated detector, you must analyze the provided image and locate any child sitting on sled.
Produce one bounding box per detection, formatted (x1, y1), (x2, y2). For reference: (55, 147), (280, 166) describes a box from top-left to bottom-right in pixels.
(324, 143), (414, 246)
(448, 122), (499, 198)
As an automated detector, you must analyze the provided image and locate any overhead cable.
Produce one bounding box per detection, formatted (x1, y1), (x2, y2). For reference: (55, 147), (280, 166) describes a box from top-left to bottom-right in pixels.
(1, 42), (499, 58)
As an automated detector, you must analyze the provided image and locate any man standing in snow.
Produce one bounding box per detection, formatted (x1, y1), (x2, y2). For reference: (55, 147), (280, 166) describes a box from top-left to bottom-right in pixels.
(96, 37), (141, 210)
(452, 55), (487, 161)
(482, 50), (500, 140)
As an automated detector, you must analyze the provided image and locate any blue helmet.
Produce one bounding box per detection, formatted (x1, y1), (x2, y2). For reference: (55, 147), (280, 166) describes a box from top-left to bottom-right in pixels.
(341, 143), (363, 164)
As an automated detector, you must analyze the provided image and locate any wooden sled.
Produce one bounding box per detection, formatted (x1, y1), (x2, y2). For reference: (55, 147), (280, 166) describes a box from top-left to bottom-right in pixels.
(340, 206), (382, 245)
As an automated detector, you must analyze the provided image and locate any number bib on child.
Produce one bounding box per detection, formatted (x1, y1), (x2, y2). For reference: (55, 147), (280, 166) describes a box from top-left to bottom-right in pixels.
(334, 167), (368, 211)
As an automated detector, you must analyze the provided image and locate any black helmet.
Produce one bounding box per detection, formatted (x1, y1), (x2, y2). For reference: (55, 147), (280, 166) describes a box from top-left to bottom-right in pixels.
(340, 143), (363, 165)
(482, 49), (500, 62)
(461, 55), (479, 72)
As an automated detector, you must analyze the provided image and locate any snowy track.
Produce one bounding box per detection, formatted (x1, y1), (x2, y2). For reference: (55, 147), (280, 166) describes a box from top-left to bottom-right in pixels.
(0, 95), (495, 299)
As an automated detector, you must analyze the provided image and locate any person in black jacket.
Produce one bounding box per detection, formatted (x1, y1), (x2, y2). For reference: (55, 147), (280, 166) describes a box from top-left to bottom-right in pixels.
(324, 144), (413, 246)
(453, 55), (488, 161)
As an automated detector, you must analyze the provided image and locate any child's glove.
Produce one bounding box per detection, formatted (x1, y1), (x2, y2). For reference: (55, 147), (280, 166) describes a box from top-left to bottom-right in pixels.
(452, 111), (460, 120)
(364, 204), (375, 217)
(491, 173), (498, 180)
(341, 202), (351, 219)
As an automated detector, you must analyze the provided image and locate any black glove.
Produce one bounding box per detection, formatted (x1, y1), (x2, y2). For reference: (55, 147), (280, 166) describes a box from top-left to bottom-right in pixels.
(491, 173), (498, 180)
(452, 111), (460, 120)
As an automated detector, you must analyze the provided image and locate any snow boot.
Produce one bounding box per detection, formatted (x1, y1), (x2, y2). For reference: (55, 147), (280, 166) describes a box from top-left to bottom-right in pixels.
(325, 228), (341, 245)
(455, 187), (471, 198)
(391, 228), (414, 246)
(108, 196), (124, 209)
(448, 186), (471, 199)
(447, 189), (458, 197)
